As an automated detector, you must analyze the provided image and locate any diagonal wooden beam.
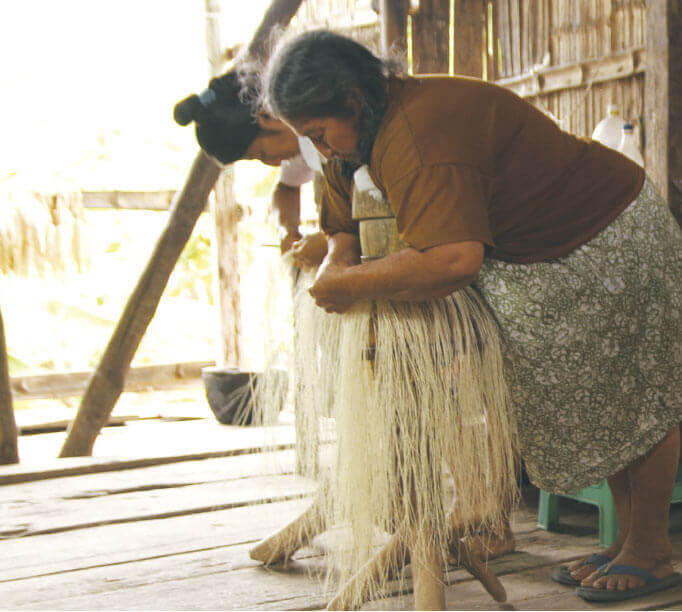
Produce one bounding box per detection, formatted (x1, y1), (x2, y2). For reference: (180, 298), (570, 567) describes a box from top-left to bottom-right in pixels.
(59, 0), (304, 458)
(0, 306), (19, 465)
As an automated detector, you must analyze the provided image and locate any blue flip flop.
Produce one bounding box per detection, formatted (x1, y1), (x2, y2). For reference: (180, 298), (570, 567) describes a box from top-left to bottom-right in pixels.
(551, 553), (612, 587)
(576, 564), (682, 602)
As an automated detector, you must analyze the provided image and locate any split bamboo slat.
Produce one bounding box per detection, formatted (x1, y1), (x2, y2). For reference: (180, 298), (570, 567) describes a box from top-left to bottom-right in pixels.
(491, 0), (646, 139)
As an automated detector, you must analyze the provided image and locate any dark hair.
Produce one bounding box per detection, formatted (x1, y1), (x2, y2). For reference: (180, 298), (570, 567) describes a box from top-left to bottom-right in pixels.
(264, 30), (399, 175)
(264, 30), (392, 122)
(173, 70), (260, 165)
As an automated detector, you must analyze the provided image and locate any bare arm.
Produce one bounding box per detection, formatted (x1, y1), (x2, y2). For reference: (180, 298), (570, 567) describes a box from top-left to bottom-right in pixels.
(271, 182), (302, 252)
(310, 233), (484, 313)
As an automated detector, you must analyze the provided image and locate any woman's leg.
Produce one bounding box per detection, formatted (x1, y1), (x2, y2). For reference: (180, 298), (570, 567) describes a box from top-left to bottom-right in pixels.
(564, 467), (631, 582)
(581, 424), (680, 591)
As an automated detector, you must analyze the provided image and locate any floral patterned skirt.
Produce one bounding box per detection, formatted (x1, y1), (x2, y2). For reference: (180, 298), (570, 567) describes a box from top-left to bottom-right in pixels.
(474, 178), (682, 494)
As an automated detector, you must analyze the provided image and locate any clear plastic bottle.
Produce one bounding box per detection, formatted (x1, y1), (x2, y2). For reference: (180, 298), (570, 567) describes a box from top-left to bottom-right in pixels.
(618, 123), (644, 167)
(592, 104), (623, 150)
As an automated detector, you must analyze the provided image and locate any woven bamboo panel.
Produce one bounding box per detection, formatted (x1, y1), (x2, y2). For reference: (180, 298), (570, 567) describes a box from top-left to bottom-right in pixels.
(291, 0), (380, 51)
(491, 0), (646, 140)
(494, 0), (646, 78)
(293, 1), (646, 140)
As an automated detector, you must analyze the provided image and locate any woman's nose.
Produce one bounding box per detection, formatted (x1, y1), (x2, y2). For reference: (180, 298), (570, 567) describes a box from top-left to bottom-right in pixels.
(315, 142), (333, 159)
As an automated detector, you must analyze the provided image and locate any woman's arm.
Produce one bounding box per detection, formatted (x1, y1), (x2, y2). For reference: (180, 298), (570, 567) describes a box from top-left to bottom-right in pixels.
(309, 235), (484, 313)
(271, 182), (302, 252)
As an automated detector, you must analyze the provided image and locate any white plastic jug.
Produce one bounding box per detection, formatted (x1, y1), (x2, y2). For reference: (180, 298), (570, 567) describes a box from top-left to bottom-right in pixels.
(592, 104), (623, 150)
(617, 123), (644, 167)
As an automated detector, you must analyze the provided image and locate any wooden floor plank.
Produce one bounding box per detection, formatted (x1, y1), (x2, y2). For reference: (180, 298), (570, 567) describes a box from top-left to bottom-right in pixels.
(6, 419), (297, 484)
(1, 450), (298, 502)
(3, 489), (682, 611)
(0, 501), (600, 611)
(0, 524), (603, 611)
(0, 498), (312, 582)
(0, 541), (329, 610)
(0, 472), (315, 538)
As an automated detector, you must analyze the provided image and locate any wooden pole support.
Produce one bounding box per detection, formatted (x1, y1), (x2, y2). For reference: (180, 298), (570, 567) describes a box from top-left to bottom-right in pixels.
(59, 152), (222, 458)
(411, 540), (445, 611)
(249, 498), (326, 565)
(449, 536), (507, 603)
(326, 523), (507, 610)
(327, 531), (407, 611)
(0, 307), (19, 465)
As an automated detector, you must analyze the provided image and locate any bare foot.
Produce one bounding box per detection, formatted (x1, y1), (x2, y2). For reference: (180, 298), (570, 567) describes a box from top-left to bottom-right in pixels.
(580, 548), (674, 591)
(564, 545), (619, 583)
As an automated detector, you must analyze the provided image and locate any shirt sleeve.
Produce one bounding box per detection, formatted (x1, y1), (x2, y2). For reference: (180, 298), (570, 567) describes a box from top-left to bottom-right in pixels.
(318, 160), (358, 236)
(386, 164), (494, 250)
(279, 153), (314, 187)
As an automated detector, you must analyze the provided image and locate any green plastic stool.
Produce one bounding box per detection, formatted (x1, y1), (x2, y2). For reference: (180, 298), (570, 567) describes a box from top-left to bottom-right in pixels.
(537, 463), (682, 548)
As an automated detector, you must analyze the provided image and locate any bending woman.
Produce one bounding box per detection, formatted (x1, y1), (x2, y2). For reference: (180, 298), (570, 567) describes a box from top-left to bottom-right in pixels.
(174, 69), (327, 267)
(262, 29), (682, 602)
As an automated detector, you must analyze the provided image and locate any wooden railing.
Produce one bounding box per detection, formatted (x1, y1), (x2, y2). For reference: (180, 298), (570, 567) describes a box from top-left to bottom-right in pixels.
(10, 360), (215, 401)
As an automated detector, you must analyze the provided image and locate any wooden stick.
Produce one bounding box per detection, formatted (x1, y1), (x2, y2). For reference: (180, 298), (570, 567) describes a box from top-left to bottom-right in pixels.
(59, 152), (222, 458)
(244, 0), (304, 61)
(411, 539), (445, 611)
(58, 0), (305, 458)
(327, 530), (407, 611)
(249, 498), (326, 565)
(326, 522), (507, 610)
(449, 534), (507, 603)
(0, 307), (19, 465)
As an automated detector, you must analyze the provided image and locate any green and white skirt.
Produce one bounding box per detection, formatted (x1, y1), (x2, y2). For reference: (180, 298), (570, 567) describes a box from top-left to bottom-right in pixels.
(474, 178), (682, 494)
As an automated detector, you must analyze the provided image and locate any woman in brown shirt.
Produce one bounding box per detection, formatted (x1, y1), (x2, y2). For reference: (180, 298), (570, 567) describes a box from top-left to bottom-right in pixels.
(264, 30), (682, 601)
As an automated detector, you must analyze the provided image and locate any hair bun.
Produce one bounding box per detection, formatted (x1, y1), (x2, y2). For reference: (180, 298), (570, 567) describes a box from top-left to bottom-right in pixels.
(173, 94), (201, 126)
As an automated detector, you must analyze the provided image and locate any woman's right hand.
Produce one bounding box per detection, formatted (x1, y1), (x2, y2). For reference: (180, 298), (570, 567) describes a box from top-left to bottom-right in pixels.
(279, 230), (303, 254)
(291, 232), (329, 268)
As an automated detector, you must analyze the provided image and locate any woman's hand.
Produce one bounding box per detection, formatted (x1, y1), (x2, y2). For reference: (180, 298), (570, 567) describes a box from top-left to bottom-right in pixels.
(309, 261), (356, 313)
(280, 230), (303, 254)
(291, 232), (328, 268)
(308, 232), (361, 313)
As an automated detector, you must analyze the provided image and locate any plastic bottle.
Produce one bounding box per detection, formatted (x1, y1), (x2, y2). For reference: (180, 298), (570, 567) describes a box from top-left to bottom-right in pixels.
(592, 104), (623, 150)
(617, 123), (644, 167)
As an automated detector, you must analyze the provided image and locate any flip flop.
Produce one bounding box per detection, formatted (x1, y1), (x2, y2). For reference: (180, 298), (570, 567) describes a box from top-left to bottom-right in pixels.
(551, 553), (612, 587)
(576, 564), (682, 602)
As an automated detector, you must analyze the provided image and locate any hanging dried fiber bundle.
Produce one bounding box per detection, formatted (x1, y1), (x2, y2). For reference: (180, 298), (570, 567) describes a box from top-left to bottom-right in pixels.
(0, 183), (89, 276)
(248, 250), (297, 429)
(262, 264), (517, 606)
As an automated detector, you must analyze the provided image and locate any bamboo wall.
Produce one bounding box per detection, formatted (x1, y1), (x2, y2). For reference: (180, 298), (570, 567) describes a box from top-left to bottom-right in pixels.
(298, 0), (647, 143)
(291, 0), (381, 51)
(492, 0), (646, 140)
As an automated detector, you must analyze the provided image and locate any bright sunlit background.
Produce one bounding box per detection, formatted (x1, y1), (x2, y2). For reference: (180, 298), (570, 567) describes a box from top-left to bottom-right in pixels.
(0, 0), (298, 422)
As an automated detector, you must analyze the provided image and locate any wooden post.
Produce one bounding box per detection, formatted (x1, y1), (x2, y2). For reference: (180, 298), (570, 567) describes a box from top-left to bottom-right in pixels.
(645, 0), (682, 225)
(379, 0), (409, 56)
(244, 0), (304, 61)
(58, 0), (304, 457)
(454, 0), (485, 77)
(205, 0), (241, 368)
(411, 541), (445, 611)
(411, 0), (451, 73)
(0, 307), (19, 465)
(60, 152), (223, 458)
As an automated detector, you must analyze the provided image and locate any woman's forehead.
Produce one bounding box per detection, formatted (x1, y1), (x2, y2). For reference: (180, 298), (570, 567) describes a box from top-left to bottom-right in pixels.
(288, 116), (327, 134)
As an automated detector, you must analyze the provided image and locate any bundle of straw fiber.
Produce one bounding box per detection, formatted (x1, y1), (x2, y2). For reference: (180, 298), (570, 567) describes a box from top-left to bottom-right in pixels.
(256, 267), (518, 606)
(0, 182), (89, 276)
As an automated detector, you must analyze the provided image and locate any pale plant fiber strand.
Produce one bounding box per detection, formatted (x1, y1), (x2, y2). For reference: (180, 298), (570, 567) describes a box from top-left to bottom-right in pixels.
(255, 256), (518, 606)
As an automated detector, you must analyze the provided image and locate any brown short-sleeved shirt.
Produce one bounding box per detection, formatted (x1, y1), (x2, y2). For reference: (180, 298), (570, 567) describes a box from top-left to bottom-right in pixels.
(319, 76), (645, 263)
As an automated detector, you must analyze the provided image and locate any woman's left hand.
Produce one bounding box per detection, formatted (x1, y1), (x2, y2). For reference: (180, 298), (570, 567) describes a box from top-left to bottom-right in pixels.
(309, 262), (357, 313)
